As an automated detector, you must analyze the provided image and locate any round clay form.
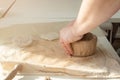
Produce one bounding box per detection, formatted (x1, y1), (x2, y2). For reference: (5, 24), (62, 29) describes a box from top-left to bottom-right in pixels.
(72, 33), (97, 57)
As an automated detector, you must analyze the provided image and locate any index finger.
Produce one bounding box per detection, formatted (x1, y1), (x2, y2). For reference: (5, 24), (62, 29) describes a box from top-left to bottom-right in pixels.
(63, 42), (73, 56)
(60, 40), (73, 56)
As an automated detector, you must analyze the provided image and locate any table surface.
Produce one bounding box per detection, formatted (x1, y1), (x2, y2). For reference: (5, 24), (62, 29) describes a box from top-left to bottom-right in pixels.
(0, 25), (119, 80)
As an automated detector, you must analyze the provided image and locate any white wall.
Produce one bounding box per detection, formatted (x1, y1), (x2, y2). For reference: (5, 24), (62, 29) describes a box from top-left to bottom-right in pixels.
(0, 0), (82, 26)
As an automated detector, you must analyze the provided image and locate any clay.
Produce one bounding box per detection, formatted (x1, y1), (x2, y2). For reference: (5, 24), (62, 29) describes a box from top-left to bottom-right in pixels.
(40, 32), (59, 41)
(72, 33), (97, 57)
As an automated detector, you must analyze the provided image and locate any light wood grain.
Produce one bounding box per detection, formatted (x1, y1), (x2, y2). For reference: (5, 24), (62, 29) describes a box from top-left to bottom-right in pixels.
(4, 64), (22, 80)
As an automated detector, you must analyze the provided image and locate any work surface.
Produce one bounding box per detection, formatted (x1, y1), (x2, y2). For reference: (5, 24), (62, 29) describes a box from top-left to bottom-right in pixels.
(0, 22), (120, 80)
(0, 0), (120, 79)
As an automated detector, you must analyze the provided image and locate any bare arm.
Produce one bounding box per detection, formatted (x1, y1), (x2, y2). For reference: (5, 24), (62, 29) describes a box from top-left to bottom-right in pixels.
(60, 0), (120, 56)
(74, 0), (120, 36)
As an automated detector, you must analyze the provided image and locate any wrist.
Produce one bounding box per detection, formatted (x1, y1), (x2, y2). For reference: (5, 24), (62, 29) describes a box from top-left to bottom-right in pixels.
(72, 19), (97, 37)
(71, 21), (83, 38)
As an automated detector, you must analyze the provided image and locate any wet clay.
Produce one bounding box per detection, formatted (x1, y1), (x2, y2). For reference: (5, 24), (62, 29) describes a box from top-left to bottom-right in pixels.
(72, 33), (97, 57)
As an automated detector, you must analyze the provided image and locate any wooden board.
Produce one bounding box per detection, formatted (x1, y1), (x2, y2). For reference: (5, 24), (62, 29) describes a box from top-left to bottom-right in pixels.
(0, 0), (16, 18)
(0, 22), (120, 78)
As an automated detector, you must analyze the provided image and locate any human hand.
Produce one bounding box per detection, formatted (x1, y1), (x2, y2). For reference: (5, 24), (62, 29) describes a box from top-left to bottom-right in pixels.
(59, 21), (83, 56)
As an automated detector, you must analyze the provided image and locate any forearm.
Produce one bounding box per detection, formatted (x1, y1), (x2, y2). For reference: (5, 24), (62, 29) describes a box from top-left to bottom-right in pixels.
(74, 0), (120, 36)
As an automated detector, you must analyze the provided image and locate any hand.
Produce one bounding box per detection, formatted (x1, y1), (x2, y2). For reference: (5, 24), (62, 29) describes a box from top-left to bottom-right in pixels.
(59, 21), (83, 56)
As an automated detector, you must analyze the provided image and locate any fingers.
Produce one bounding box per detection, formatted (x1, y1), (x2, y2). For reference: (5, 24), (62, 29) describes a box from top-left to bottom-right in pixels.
(60, 39), (73, 56)
(63, 42), (73, 56)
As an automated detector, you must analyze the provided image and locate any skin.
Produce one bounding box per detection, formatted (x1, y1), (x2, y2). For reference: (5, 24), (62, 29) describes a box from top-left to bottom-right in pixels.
(60, 0), (120, 56)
